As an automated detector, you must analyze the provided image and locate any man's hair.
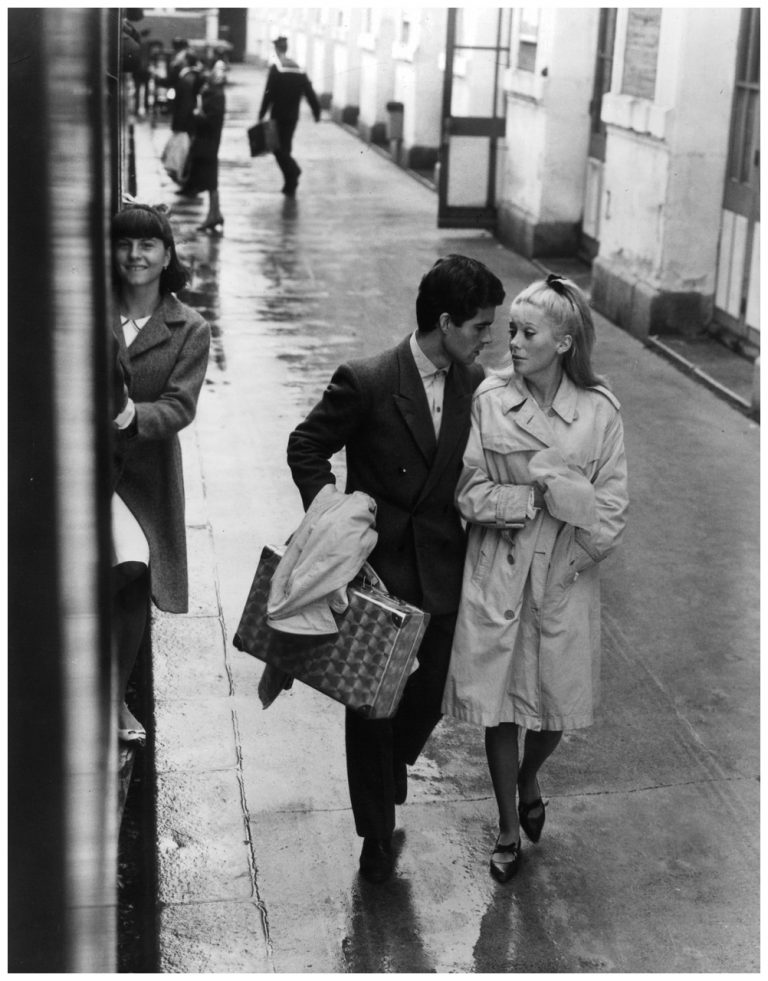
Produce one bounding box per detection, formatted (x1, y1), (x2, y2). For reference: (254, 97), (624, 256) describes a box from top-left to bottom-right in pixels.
(273, 36), (288, 53)
(415, 254), (505, 333)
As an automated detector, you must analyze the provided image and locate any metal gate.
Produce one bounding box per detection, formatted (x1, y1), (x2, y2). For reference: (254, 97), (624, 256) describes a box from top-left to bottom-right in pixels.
(714, 7), (760, 347)
(438, 8), (510, 229)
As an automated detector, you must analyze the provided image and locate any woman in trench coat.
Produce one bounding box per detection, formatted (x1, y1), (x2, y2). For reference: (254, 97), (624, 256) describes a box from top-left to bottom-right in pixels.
(112, 203), (210, 741)
(442, 274), (628, 882)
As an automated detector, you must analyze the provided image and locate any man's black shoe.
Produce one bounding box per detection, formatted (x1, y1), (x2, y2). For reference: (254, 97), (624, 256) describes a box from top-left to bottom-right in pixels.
(359, 837), (393, 883)
(394, 759), (408, 805)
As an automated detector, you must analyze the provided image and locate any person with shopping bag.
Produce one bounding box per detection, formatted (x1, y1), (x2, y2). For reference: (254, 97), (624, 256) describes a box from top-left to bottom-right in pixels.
(257, 36), (320, 197)
(287, 255), (505, 883)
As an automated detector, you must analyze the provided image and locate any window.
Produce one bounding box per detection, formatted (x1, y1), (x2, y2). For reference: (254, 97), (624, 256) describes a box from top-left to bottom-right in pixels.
(727, 7), (760, 186)
(400, 12), (411, 46)
(517, 7), (539, 73)
(620, 8), (661, 100)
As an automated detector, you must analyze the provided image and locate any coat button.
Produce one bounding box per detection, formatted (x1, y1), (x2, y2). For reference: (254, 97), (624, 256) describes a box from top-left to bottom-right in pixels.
(507, 553), (515, 565)
(504, 609), (516, 620)
(399, 467), (407, 474)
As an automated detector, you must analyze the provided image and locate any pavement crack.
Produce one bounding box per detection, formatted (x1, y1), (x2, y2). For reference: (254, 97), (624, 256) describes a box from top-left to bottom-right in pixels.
(231, 707), (275, 967)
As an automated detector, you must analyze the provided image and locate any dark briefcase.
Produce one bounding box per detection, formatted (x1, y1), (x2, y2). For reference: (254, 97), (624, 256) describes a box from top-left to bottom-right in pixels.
(247, 119), (280, 157)
(233, 545), (430, 719)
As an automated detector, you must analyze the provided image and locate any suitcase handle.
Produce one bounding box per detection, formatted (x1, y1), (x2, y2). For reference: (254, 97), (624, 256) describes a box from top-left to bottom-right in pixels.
(356, 560), (388, 595)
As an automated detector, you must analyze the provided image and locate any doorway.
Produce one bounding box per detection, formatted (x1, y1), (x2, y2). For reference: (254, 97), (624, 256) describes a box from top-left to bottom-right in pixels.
(714, 7), (760, 348)
(437, 8), (510, 230)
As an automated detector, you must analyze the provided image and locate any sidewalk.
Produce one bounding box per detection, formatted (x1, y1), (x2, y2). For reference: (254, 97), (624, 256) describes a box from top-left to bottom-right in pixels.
(131, 63), (760, 973)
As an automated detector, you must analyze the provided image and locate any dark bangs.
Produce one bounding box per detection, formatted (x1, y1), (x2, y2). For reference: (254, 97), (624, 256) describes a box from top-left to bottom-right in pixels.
(111, 204), (173, 246)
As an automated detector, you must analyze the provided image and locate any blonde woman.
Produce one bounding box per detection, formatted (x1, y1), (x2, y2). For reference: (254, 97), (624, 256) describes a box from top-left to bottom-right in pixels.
(442, 275), (629, 881)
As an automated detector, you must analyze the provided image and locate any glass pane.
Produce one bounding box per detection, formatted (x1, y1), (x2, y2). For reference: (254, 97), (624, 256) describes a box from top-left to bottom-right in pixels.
(457, 48), (506, 117)
(748, 9), (760, 85)
(518, 40), (536, 72)
(621, 9), (661, 100)
(727, 90), (746, 181)
(739, 90), (758, 184)
(736, 9), (750, 82)
(447, 136), (490, 207)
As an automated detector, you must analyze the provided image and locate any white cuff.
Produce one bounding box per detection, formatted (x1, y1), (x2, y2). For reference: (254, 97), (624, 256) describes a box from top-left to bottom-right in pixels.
(113, 398), (136, 430)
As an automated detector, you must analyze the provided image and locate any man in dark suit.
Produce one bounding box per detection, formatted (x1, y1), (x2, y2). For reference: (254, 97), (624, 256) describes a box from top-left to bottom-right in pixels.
(287, 255), (505, 882)
(258, 36), (321, 197)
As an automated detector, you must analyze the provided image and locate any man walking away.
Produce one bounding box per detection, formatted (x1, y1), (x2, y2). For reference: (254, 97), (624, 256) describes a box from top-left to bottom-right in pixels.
(287, 255), (506, 883)
(258, 36), (320, 197)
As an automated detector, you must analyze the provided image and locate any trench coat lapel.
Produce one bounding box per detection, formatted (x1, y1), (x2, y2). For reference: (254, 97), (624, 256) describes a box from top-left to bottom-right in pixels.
(392, 340), (437, 464)
(500, 375), (575, 448)
(505, 396), (555, 447)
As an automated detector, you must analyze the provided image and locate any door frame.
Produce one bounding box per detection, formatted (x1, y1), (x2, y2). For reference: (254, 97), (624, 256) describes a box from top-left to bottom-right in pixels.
(437, 8), (509, 230)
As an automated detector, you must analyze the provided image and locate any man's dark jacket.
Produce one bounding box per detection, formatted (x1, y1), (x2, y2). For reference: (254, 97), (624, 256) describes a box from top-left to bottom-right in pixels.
(287, 336), (484, 616)
(259, 59), (321, 123)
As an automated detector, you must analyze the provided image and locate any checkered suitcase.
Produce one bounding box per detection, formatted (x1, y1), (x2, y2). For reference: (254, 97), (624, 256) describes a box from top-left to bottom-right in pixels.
(233, 545), (430, 719)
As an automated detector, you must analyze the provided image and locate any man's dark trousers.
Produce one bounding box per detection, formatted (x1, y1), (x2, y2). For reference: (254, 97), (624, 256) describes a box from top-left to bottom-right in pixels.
(273, 118), (301, 189)
(345, 613), (456, 838)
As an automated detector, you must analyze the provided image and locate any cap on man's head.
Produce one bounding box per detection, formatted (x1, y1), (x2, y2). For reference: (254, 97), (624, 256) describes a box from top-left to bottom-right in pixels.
(273, 35), (288, 52)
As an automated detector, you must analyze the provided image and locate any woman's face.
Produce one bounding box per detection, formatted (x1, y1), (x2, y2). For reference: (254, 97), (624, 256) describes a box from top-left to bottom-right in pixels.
(508, 301), (569, 379)
(115, 236), (170, 289)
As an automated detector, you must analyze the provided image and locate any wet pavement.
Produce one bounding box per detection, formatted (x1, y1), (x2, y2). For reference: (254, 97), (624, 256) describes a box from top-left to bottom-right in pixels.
(134, 63), (760, 972)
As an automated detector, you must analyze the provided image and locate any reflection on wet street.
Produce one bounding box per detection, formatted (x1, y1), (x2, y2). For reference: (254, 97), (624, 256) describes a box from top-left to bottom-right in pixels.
(146, 62), (759, 974)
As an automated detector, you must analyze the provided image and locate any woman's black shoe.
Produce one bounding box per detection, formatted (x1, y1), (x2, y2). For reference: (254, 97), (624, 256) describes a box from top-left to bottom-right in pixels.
(518, 796), (547, 843)
(198, 218), (224, 234)
(489, 836), (522, 883)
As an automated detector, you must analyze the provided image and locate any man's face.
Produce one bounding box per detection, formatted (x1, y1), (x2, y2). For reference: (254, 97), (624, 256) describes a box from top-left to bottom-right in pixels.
(441, 306), (496, 365)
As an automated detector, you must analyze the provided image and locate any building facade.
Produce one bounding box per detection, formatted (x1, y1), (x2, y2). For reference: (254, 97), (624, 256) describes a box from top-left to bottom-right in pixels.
(242, 7), (759, 352)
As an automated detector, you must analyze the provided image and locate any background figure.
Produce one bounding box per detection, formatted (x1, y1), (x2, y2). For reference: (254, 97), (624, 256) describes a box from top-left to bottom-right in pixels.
(181, 60), (227, 232)
(132, 28), (152, 116)
(442, 274), (629, 883)
(171, 51), (202, 137)
(167, 36), (189, 93)
(147, 39), (168, 117)
(258, 35), (320, 196)
(111, 203), (211, 742)
(287, 255), (506, 884)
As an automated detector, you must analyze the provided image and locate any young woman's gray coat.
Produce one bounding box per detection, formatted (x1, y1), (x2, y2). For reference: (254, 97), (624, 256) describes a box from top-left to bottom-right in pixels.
(115, 293), (210, 612)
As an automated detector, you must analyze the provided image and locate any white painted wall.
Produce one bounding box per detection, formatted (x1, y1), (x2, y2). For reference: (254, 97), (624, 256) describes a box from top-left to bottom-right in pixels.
(358, 9), (396, 132)
(391, 7), (446, 148)
(331, 8), (362, 110)
(599, 8), (740, 292)
(501, 8), (598, 226)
